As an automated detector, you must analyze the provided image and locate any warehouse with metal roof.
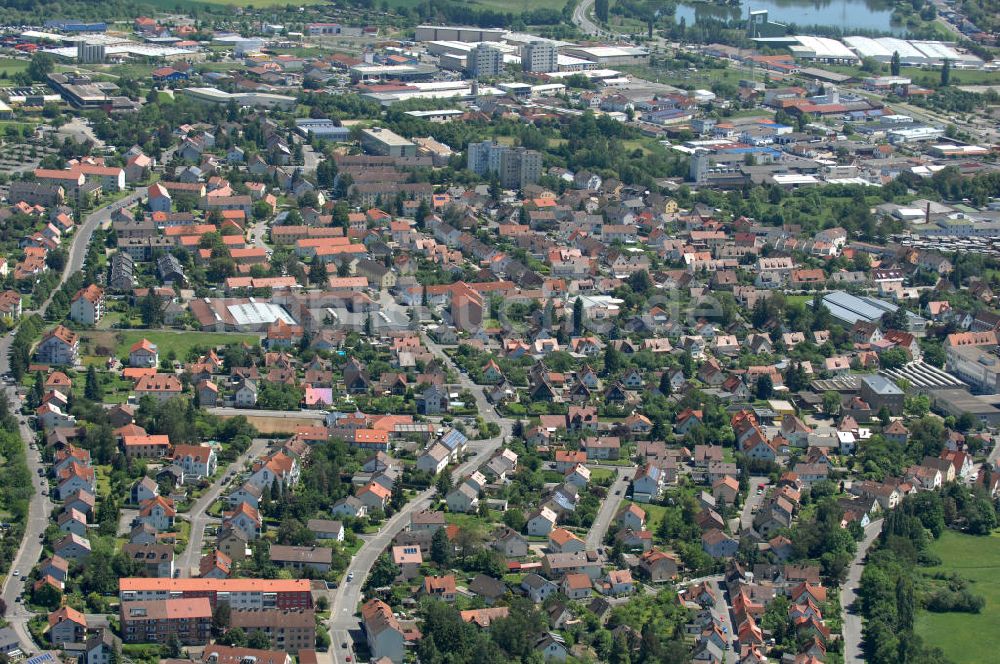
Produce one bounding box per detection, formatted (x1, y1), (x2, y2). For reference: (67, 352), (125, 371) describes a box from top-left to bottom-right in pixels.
(820, 290), (927, 333)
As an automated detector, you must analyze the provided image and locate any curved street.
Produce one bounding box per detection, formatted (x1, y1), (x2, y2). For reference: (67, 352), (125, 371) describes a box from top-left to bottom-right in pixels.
(572, 0), (602, 37)
(175, 438), (270, 576)
(0, 187), (145, 656)
(327, 333), (514, 664)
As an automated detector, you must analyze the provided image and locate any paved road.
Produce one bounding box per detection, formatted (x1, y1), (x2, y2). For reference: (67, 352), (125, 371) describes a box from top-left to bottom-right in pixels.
(572, 0), (601, 36)
(0, 187), (135, 655)
(176, 438), (270, 575)
(704, 576), (739, 663)
(0, 368), (53, 657)
(302, 145), (320, 173)
(327, 333), (514, 664)
(739, 476), (770, 533)
(841, 518), (884, 664)
(585, 467), (631, 549)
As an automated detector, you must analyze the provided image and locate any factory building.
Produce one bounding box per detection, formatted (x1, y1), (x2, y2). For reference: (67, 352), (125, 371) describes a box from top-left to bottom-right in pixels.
(361, 127), (417, 158)
(415, 25), (505, 42)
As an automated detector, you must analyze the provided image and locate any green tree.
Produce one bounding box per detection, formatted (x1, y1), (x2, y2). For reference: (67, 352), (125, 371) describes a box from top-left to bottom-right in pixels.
(879, 348), (908, 370)
(85, 365), (102, 401)
(140, 290), (163, 327)
(755, 374), (773, 400)
(941, 58), (951, 86)
(212, 603), (231, 636)
(27, 53), (54, 82)
(573, 297), (584, 334)
(364, 553), (399, 590)
(823, 390), (841, 416)
(503, 508), (526, 532)
(430, 527), (452, 567)
(247, 630), (271, 650)
(595, 0), (609, 22)
(309, 259), (327, 285)
(603, 344), (622, 376)
(658, 370), (673, 395)
(164, 633), (182, 658)
(31, 370), (45, 408)
(415, 198), (430, 229)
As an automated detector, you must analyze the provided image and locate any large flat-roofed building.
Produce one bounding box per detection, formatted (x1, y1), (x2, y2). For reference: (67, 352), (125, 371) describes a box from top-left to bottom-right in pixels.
(820, 290), (927, 335)
(361, 127), (417, 158)
(348, 63), (438, 82)
(928, 389), (1000, 426)
(46, 72), (119, 108)
(786, 36), (859, 63)
(561, 45), (650, 66)
(415, 25), (504, 42)
(182, 87), (296, 110)
(188, 297), (298, 332)
(294, 118), (350, 141)
(859, 375), (905, 416)
(947, 344), (1000, 394)
(119, 578), (313, 610)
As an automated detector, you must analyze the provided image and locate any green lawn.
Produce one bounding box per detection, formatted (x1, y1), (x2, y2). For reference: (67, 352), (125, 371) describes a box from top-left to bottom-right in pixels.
(444, 512), (494, 530)
(916, 530), (1000, 664)
(0, 58), (28, 76)
(628, 501), (666, 533)
(590, 467), (615, 483)
(375, 0), (566, 11)
(145, 0), (328, 7)
(116, 330), (259, 359)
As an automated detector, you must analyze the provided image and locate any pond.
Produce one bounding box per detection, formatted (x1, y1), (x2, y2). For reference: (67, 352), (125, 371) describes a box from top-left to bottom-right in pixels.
(674, 0), (905, 35)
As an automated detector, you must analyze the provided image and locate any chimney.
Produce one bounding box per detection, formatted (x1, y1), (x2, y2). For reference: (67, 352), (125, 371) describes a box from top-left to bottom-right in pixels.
(926, 201), (930, 225)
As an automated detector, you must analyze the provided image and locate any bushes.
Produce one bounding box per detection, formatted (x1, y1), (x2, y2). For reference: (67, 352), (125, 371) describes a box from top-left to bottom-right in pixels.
(926, 588), (985, 613)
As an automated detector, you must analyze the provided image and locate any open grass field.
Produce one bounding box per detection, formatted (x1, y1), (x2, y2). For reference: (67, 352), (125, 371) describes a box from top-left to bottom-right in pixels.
(144, 0), (328, 9)
(915, 530), (1000, 664)
(378, 0), (567, 10)
(107, 330), (258, 359)
(0, 58), (28, 77)
(823, 64), (1000, 88)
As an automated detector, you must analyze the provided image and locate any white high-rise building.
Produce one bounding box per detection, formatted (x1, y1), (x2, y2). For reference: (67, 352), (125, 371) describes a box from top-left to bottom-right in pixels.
(521, 41), (558, 73)
(467, 44), (503, 79)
